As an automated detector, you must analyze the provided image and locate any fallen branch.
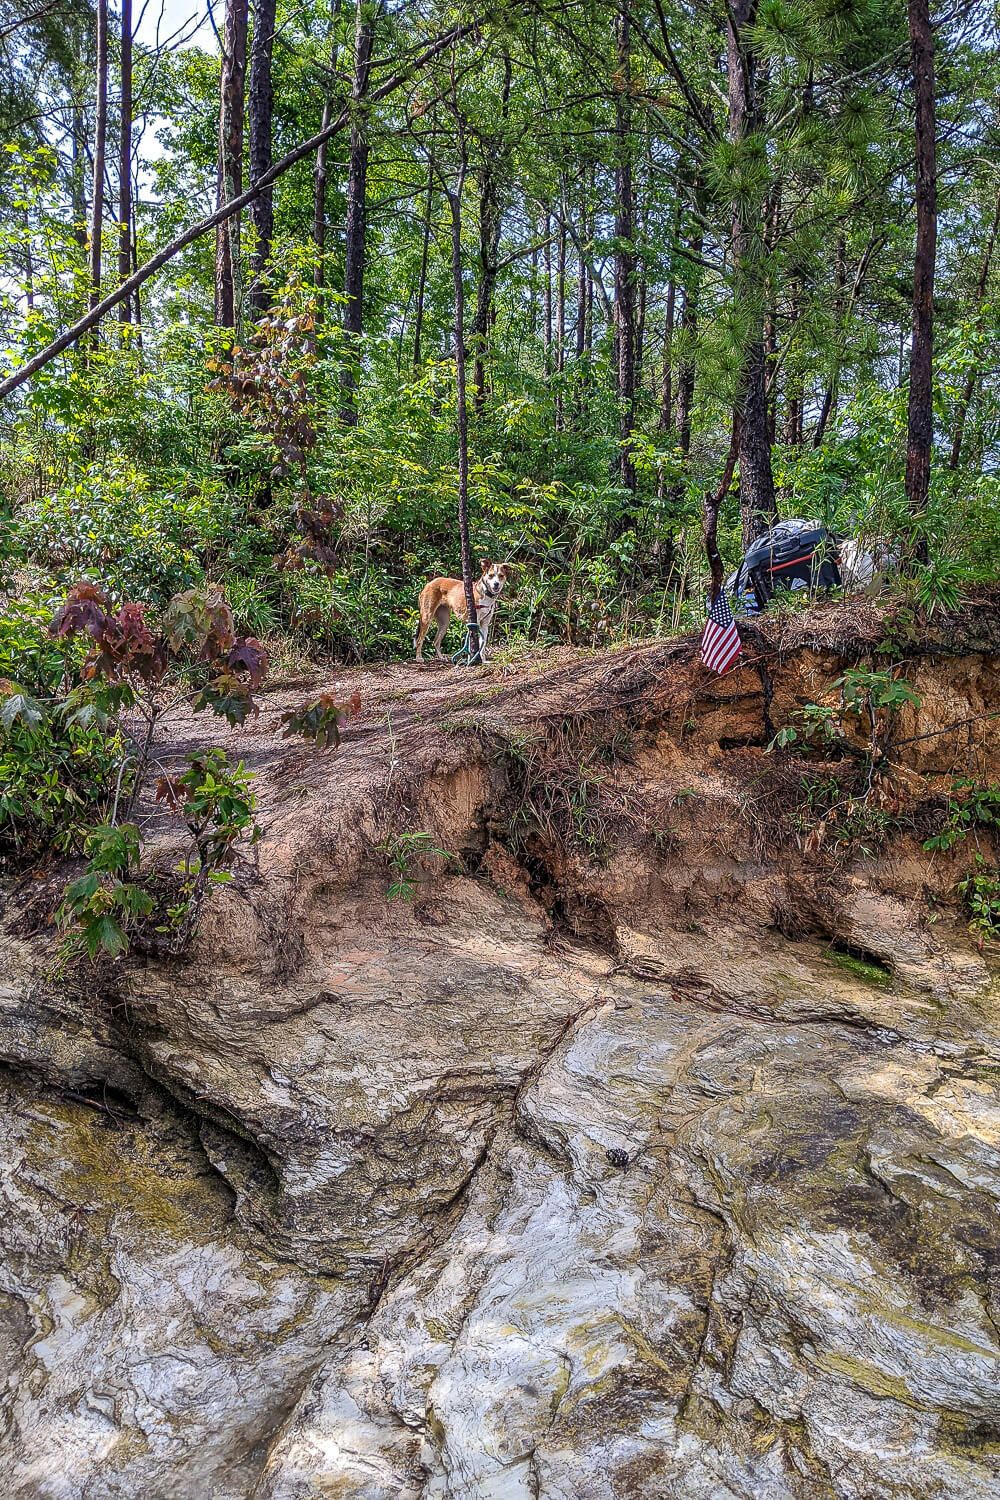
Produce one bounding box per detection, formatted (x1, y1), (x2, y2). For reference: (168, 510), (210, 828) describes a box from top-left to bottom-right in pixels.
(0, 13), (492, 401)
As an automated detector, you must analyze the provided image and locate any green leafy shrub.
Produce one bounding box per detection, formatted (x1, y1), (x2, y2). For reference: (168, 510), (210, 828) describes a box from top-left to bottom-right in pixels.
(15, 461), (243, 603)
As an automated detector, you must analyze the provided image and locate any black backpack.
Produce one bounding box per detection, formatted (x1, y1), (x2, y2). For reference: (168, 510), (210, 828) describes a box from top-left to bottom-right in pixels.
(732, 520), (841, 609)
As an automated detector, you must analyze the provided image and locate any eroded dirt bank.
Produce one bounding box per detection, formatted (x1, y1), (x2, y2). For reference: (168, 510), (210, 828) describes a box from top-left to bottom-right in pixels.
(2, 599), (1000, 1499)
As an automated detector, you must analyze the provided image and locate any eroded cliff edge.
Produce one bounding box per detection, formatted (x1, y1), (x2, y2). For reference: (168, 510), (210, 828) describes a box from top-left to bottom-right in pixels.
(2, 598), (1000, 1499)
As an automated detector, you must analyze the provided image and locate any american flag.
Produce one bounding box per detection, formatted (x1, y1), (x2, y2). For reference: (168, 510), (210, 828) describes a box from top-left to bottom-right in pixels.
(701, 590), (742, 674)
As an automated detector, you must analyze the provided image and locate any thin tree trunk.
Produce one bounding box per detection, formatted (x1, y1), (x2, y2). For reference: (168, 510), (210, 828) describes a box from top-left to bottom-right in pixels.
(88, 0), (109, 332)
(313, 97), (333, 306)
(814, 233), (846, 446)
(575, 189), (588, 360)
(704, 417), (740, 599)
(471, 167), (501, 409)
(340, 0), (377, 424)
(215, 0), (249, 327)
(413, 153), (435, 367)
(726, 0), (777, 544)
(554, 213), (566, 429)
(543, 213), (552, 372)
(247, 0), (277, 313)
(614, 8), (637, 495)
(313, 0), (344, 311)
(658, 280), (675, 433)
(71, 100), (88, 254)
(117, 0), (132, 326)
(904, 0), (936, 546)
(446, 163), (479, 658)
(949, 187), (1000, 470)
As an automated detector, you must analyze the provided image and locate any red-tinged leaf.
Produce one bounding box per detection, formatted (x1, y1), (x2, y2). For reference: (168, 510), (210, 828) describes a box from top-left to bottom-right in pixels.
(51, 597), (109, 640)
(154, 775), (189, 806)
(227, 637), (269, 687)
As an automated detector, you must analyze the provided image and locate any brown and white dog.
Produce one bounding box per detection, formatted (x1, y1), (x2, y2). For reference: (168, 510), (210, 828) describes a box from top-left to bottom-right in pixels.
(415, 560), (510, 663)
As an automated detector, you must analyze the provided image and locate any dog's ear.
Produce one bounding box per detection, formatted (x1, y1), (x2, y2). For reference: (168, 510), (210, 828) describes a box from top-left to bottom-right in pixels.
(500, 564), (512, 577)
(479, 558), (489, 573)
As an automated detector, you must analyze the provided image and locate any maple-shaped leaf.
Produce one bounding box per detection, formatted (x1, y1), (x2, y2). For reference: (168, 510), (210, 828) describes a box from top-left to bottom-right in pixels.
(281, 692), (358, 750)
(226, 637), (269, 687)
(154, 775), (189, 807)
(193, 673), (256, 726)
(51, 589), (110, 641)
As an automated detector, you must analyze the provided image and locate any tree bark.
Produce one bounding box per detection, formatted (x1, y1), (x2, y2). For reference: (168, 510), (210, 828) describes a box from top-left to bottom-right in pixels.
(313, 97), (333, 306)
(339, 0), (377, 424)
(117, 0), (132, 325)
(614, 7), (637, 494)
(949, 187), (1000, 470)
(554, 212), (566, 428)
(904, 0), (936, 542)
(446, 162), (479, 659)
(313, 0), (344, 310)
(543, 212), (552, 372)
(413, 153), (435, 366)
(726, 0), (777, 544)
(470, 164), (502, 409)
(704, 418), (740, 599)
(215, 0), (249, 327)
(575, 188), (588, 360)
(658, 280), (675, 434)
(88, 0), (108, 330)
(247, 0), (277, 313)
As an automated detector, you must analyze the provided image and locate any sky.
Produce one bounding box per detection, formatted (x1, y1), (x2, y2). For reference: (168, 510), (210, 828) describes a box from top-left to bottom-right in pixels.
(134, 0), (218, 54)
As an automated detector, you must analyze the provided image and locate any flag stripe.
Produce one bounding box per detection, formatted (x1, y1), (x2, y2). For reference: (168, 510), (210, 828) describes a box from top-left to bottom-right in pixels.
(700, 590), (742, 675)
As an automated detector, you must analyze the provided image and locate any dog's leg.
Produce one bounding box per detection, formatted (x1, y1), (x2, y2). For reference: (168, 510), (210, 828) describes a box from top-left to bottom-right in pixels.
(415, 608), (431, 661)
(477, 609), (492, 661)
(434, 605), (451, 660)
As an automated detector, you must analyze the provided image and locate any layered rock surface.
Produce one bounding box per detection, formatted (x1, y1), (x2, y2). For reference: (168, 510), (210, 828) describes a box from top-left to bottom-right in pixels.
(2, 612), (999, 1498)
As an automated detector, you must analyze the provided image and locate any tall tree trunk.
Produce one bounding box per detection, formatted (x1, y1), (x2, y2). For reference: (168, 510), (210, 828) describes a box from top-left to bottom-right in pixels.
(674, 228), (702, 462)
(413, 154), (435, 367)
(470, 167), (501, 410)
(446, 163), (479, 659)
(340, 0), (376, 424)
(613, 8), (637, 495)
(949, 187), (1000, 470)
(814, 233), (846, 446)
(215, 0), (249, 327)
(904, 0), (936, 545)
(782, 283), (802, 448)
(554, 214), (566, 429)
(313, 0), (343, 312)
(117, 0), (132, 326)
(543, 213), (552, 372)
(313, 97), (333, 309)
(575, 188), (588, 360)
(88, 0), (108, 332)
(247, 0), (277, 313)
(658, 280), (675, 433)
(726, 0), (777, 545)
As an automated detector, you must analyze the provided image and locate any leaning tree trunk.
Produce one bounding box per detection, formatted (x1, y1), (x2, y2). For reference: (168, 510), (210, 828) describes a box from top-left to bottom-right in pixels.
(117, 0), (132, 326)
(340, 0), (377, 424)
(904, 0), (936, 552)
(88, 0), (109, 334)
(727, 0), (777, 545)
(613, 8), (638, 496)
(247, 0), (277, 313)
(215, 0), (249, 327)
